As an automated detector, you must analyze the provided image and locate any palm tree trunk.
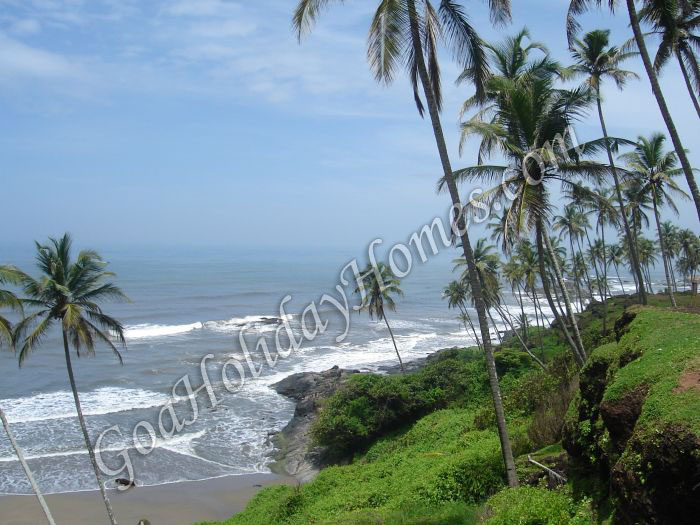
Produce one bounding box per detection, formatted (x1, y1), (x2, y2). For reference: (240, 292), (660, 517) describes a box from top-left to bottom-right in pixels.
(576, 237), (595, 301)
(626, 0), (700, 223)
(529, 290), (545, 348)
(600, 225), (609, 335)
(536, 225), (581, 363)
(677, 52), (700, 119)
(463, 310), (483, 350)
(585, 229), (604, 301)
(595, 89), (647, 304)
(652, 196), (677, 307)
(569, 237), (584, 312)
(488, 309), (503, 343)
(493, 304), (545, 370)
(516, 283), (528, 341)
(616, 265), (626, 294)
(543, 229), (586, 365)
(382, 311), (405, 372)
(0, 406), (56, 525)
(62, 329), (119, 525)
(406, 0), (517, 488)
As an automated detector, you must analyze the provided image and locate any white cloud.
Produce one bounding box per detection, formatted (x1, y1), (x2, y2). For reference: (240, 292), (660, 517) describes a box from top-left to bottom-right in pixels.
(0, 32), (81, 79)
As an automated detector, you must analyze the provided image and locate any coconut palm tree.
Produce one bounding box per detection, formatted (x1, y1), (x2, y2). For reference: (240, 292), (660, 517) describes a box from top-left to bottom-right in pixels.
(445, 43), (624, 365)
(0, 266), (56, 525)
(554, 205), (589, 310)
(567, 0), (700, 223)
(355, 262), (405, 372)
(568, 28), (647, 302)
(677, 229), (700, 287)
(607, 243), (628, 294)
(638, 236), (660, 293)
(443, 279), (482, 350)
(293, 0), (519, 486)
(620, 133), (692, 307)
(14, 234), (126, 525)
(660, 221), (681, 291)
(588, 187), (618, 333)
(640, 0), (700, 118)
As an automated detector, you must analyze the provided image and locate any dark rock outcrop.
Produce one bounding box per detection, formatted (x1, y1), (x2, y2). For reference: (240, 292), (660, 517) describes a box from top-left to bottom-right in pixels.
(269, 366), (360, 482)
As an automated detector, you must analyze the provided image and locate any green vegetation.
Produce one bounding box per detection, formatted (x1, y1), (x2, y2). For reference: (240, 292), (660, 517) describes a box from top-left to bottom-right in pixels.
(483, 486), (592, 524)
(203, 297), (700, 525)
(564, 306), (700, 522)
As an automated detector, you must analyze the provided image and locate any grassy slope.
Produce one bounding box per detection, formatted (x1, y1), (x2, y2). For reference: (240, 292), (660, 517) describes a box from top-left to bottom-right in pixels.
(202, 293), (700, 525)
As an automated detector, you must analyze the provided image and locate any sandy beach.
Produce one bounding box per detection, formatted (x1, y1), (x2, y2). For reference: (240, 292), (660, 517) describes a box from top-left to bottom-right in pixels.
(0, 473), (294, 525)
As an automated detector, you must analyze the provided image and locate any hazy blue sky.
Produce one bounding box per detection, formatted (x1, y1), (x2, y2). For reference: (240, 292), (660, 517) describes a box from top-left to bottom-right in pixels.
(1, 0), (698, 252)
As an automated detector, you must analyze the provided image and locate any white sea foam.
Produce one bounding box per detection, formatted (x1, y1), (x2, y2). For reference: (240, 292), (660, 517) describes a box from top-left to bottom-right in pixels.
(0, 387), (169, 424)
(125, 322), (203, 340)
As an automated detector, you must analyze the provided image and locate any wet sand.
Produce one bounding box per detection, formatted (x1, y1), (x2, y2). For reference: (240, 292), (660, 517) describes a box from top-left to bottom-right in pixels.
(0, 473), (294, 525)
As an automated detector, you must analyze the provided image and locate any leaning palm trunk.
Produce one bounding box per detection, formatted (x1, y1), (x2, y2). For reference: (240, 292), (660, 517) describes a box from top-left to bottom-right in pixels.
(543, 230), (586, 366)
(600, 226), (609, 335)
(406, 0), (517, 487)
(493, 304), (546, 370)
(536, 225), (581, 363)
(382, 311), (405, 372)
(585, 229), (604, 301)
(595, 88), (647, 304)
(576, 237), (595, 300)
(62, 330), (119, 525)
(0, 406), (56, 525)
(569, 237), (585, 312)
(625, 0), (700, 223)
(677, 52), (700, 119)
(652, 197), (677, 307)
(615, 265), (626, 294)
(488, 309), (503, 343)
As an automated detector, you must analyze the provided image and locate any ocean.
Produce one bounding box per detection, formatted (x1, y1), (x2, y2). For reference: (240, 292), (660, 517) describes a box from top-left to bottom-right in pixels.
(0, 245), (646, 494)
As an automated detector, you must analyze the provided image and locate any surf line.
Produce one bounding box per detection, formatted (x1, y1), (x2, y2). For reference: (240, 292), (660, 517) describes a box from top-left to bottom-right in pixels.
(93, 268), (357, 487)
(93, 204), (475, 486)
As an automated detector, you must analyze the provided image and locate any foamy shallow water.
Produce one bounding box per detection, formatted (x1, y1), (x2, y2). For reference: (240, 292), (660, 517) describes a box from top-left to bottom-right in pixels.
(0, 248), (659, 494)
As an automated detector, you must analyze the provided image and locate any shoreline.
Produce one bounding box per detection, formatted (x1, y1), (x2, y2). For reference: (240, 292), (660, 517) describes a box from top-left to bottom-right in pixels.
(0, 352), (447, 524)
(0, 472), (294, 525)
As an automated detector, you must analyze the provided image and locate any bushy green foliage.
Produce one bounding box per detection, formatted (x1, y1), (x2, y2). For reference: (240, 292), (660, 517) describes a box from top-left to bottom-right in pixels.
(208, 409), (510, 524)
(312, 350), (489, 455)
(484, 486), (592, 524)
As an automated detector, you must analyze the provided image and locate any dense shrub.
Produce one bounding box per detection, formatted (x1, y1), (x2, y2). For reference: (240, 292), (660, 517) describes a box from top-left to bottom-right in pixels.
(312, 351), (489, 455)
(484, 486), (592, 524)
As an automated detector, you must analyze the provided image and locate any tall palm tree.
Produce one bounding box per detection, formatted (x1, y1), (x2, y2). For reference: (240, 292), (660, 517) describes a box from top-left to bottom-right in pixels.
(14, 234), (126, 525)
(607, 243), (628, 294)
(589, 187), (618, 332)
(446, 42), (623, 365)
(568, 0), (700, 223)
(637, 237), (659, 292)
(355, 262), (405, 372)
(620, 133), (691, 307)
(443, 279), (482, 350)
(640, 0), (700, 118)
(293, 0), (519, 486)
(554, 205), (589, 310)
(568, 28), (647, 302)
(678, 228), (700, 287)
(660, 221), (681, 291)
(0, 266), (56, 525)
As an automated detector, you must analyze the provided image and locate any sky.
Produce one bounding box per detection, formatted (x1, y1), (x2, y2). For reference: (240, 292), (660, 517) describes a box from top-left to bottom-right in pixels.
(1, 0), (698, 254)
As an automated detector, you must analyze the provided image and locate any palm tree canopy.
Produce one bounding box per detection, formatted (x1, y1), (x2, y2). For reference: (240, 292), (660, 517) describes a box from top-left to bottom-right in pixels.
(619, 132), (692, 214)
(354, 262), (403, 321)
(0, 266), (25, 350)
(293, 0), (512, 114)
(569, 28), (639, 90)
(14, 234), (128, 366)
(640, 0), (700, 92)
